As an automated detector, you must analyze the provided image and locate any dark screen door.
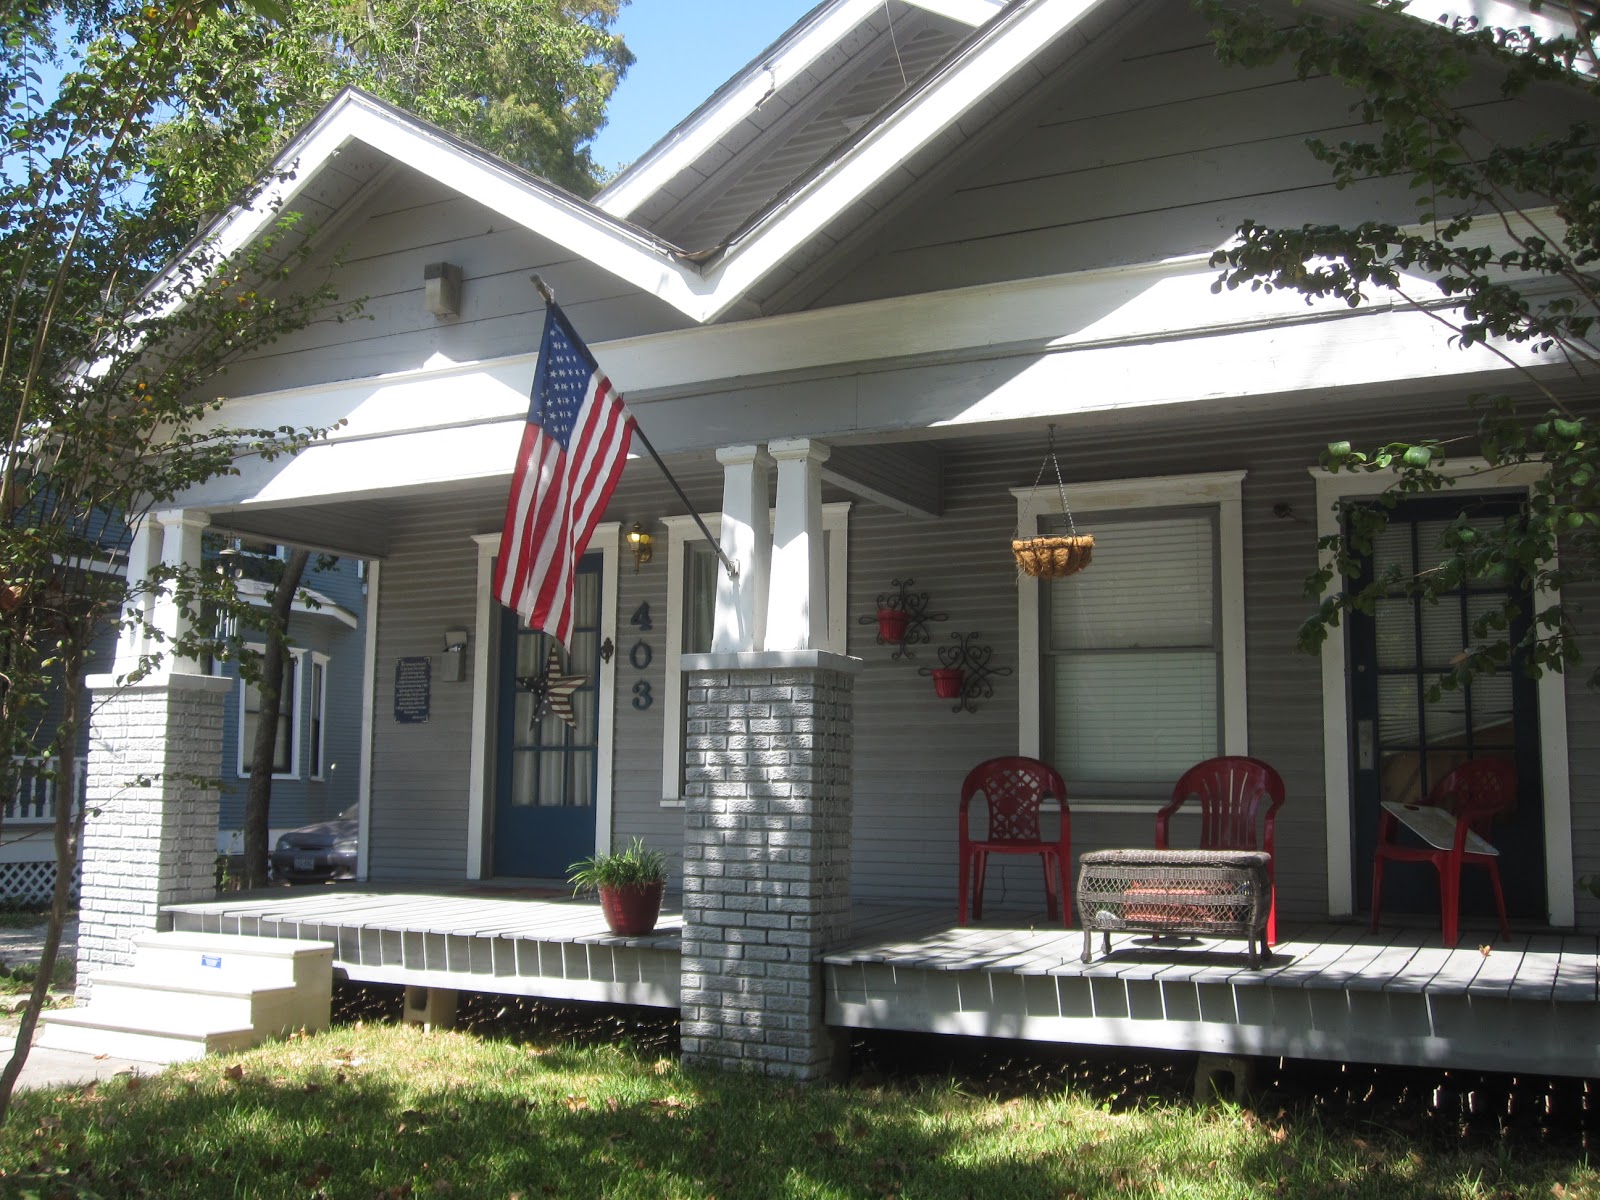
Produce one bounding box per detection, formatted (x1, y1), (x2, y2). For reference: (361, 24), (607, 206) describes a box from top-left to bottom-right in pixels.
(1348, 496), (1544, 920)
(493, 555), (603, 878)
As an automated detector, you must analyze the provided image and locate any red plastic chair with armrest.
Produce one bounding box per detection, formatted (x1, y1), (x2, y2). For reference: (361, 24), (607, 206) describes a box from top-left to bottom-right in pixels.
(958, 757), (1071, 927)
(1370, 757), (1514, 948)
(1156, 756), (1285, 945)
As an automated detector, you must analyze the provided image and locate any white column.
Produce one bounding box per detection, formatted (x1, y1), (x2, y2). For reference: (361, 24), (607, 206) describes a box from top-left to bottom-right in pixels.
(152, 509), (209, 675)
(112, 516), (161, 677)
(765, 438), (829, 652)
(711, 445), (772, 653)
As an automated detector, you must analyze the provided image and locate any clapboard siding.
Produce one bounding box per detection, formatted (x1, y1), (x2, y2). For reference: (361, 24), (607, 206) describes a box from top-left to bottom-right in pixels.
(365, 496), (488, 880)
(357, 388), (1600, 927)
(803, 0), (1600, 310)
(218, 164), (693, 399)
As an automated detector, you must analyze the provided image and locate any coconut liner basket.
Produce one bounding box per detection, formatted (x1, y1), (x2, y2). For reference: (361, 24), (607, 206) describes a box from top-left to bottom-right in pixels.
(1013, 426), (1093, 579)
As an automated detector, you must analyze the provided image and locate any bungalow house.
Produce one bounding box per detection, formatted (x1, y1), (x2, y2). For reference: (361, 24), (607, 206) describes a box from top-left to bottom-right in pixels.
(67, 0), (1600, 1080)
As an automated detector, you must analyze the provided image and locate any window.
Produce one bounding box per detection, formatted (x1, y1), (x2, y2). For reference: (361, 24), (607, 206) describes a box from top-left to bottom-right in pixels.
(309, 653), (329, 780)
(1016, 471), (1246, 806)
(1042, 511), (1220, 796)
(239, 648), (302, 778)
(661, 503), (850, 802)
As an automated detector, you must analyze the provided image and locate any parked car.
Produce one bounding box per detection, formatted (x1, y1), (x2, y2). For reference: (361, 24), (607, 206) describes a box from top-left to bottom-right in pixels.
(269, 806), (358, 883)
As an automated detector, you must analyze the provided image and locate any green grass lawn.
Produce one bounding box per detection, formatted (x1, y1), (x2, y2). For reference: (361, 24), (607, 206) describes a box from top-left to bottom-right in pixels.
(2, 1020), (1596, 1199)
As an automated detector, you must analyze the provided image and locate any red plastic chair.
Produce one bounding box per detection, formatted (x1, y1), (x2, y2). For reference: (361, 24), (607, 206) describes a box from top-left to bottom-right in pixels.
(958, 757), (1070, 927)
(1370, 758), (1514, 948)
(1157, 757), (1285, 945)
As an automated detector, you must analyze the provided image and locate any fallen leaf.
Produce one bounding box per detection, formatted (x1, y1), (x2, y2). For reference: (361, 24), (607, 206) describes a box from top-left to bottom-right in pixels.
(303, 1082), (322, 1094)
(1480, 945), (1493, 957)
(300, 1161), (333, 1188)
(93, 1053), (108, 1061)
(605, 1097), (620, 1113)
(223, 1065), (244, 1082)
(565, 1095), (589, 1111)
(812, 1130), (839, 1148)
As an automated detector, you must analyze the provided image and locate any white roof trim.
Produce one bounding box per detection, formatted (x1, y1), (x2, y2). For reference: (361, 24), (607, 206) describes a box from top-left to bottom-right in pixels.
(148, 89), (713, 322)
(594, 0), (887, 221)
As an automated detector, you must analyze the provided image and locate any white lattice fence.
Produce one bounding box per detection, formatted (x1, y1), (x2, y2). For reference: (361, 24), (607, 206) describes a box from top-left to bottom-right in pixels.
(0, 859), (79, 907)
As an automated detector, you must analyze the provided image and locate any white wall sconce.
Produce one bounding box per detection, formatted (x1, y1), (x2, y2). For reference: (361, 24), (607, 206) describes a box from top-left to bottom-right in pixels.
(627, 523), (653, 572)
(424, 261), (463, 318)
(441, 627), (469, 682)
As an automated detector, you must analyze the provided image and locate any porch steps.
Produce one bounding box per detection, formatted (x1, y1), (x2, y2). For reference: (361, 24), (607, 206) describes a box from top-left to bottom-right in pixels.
(37, 931), (334, 1063)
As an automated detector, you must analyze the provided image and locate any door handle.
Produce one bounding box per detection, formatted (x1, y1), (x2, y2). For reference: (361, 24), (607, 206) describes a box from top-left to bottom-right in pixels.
(1356, 719), (1376, 772)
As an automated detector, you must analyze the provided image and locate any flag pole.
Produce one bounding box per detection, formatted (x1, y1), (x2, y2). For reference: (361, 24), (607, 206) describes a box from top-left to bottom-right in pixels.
(530, 275), (738, 582)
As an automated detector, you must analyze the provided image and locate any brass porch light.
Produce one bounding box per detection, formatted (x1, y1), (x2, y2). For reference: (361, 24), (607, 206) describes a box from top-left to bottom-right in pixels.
(627, 523), (653, 572)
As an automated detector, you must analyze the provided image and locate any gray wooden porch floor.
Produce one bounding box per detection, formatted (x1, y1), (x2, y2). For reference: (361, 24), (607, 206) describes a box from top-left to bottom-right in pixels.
(161, 888), (1600, 1076)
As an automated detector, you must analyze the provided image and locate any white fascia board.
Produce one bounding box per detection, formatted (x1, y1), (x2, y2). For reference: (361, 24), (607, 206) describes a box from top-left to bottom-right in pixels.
(697, 0), (1108, 316)
(903, 0), (1006, 25)
(595, 0), (887, 221)
(1396, 0), (1575, 42)
(143, 91), (711, 323)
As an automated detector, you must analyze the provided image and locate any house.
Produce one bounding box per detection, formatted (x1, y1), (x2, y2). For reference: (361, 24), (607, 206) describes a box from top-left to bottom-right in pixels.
(71, 0), (1600, 1080)
(2, 548), (367, 903)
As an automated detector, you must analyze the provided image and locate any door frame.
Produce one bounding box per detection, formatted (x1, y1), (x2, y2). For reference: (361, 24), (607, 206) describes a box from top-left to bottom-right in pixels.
(1313, 461), (1572, 924)
(467, 524), (619, 880)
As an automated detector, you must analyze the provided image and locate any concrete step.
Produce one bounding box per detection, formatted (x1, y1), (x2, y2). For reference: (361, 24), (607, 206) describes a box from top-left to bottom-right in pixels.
(40, 930), (336, 1064)
(86, 970), (304, 1032)
(129, 930), (334, 992)
(36, 1007), (258, 1063)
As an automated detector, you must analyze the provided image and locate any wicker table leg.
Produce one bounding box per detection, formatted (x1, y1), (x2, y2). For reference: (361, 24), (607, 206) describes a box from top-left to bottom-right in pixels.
(1081, 928), (1092, 964)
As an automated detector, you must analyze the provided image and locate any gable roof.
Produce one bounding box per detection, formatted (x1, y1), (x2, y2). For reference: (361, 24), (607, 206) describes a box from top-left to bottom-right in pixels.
(174, 0), (1586, 331)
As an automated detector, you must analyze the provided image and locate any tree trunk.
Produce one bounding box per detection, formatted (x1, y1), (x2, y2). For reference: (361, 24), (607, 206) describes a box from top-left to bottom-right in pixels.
(0, 641), (85, 1129)
(242, 548), (311, 890)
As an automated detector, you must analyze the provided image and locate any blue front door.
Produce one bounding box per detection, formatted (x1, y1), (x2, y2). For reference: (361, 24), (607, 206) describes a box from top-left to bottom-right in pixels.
(493, 555), (603, 878)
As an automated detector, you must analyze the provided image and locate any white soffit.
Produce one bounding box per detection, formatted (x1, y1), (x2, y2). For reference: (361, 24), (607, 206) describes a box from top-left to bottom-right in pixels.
(903, 0), (1006, 24)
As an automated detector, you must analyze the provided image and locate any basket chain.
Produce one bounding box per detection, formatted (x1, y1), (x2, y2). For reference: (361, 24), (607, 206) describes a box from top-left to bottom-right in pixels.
(1018, 424), (1078, 538)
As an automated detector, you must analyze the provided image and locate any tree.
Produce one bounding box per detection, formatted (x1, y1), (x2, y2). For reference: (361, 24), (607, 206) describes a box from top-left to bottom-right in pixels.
(0, 0), (357, 1124)
(1198, 0), (1600, 694)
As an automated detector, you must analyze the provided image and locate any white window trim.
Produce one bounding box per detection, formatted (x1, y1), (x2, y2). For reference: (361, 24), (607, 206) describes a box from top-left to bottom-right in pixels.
(236, 644), (305, 780)
(1311, 459), (1573, 925)
(357, 560), (380, 882)
(1014, 470), (1247, 813)
(660, 502), (850, 805)
(467, 525), (619, 879)
(308, 651), (329, 781)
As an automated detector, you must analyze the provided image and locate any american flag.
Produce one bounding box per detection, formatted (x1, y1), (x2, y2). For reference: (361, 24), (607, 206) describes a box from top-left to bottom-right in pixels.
(494, 302), (634, 647)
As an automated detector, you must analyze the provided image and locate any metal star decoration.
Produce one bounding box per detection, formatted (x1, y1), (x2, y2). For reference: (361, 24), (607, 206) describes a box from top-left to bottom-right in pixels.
(516, 644), (587, 730)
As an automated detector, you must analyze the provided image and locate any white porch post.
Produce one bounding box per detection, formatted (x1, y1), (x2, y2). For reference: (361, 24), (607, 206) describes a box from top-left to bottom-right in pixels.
(765, 438), (829, 652)
(710, 445), (772, 653)
(151, 509), (209, 674)
(112, 516), (161, 677)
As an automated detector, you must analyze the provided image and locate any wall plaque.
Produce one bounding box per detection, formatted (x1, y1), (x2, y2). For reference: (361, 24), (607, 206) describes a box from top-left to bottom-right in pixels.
(394, 656), (432, 724)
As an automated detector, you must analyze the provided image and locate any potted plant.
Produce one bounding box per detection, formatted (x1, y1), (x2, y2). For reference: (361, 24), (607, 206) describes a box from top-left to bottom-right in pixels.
(931, 667), (966, 699)
(875, 606), (909, 644)
(568, 837), (668, 936)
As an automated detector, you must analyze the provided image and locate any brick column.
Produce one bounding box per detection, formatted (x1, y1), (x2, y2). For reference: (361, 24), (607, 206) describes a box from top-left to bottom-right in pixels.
(679, 650), (859, 1080)
(76, 673), (233, 998)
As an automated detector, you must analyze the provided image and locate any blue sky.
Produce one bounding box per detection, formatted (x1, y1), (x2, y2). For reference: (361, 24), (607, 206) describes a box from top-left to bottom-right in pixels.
(590, 1), (820, 177)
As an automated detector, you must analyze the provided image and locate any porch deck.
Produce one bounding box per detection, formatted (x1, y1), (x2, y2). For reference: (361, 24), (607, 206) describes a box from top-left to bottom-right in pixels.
(162, 888), (1600, 1077)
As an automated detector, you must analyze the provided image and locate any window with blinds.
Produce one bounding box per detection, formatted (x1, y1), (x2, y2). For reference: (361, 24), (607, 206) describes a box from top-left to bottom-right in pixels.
(1042, 510), (1221, 796)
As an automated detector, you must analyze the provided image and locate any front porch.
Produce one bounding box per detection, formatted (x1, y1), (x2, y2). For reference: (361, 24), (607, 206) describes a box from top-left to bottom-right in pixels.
(162, 886), (1600, 1078)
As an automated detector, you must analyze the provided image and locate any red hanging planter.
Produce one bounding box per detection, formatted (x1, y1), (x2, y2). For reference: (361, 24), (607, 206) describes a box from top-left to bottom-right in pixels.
(876, 607), (910, 643)
(931, 667), (966, 699)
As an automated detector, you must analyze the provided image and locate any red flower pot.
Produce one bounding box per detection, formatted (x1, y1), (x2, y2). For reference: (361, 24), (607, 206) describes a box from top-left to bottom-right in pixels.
(599, 881), (664, 936)
(931, 667), (965, 699)
(876, 607), (909, 643)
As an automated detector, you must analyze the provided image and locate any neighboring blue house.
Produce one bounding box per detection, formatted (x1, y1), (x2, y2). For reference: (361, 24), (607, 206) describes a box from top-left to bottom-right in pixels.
(0, 545), (368, 901)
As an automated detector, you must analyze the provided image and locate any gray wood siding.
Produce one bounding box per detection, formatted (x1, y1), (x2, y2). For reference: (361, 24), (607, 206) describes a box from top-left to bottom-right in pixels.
(220, 166), (694, 399)
(804, 0), (1600, 310)
(358, 395), (1598, 928)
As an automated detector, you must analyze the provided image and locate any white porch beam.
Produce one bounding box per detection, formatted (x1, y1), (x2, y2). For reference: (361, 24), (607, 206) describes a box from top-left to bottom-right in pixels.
(765, 439), (830, 653)
(711, 446), (773, 654)
(903, 0), (1005, 26)
(821, 442), (943, 520)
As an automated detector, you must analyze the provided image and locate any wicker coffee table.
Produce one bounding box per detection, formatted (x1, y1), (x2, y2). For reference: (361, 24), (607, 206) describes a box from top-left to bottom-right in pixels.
(1077, 849), (1273, 967)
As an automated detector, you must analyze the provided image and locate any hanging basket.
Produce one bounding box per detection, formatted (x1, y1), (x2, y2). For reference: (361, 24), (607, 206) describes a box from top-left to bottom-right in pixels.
(876, 607), (910, 643)
(1014, 424), (1093, 579)
(1011, 534), (1095, 579)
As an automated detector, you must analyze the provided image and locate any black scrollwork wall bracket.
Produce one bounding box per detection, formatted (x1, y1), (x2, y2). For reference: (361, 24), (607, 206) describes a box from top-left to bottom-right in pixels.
(857, 577), (948, 660)
(917, 631), (1011, 715)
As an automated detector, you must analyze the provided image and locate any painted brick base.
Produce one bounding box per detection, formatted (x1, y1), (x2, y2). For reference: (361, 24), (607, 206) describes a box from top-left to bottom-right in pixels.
(76, 673), (233, 999)
(679, 656), (857, 1080)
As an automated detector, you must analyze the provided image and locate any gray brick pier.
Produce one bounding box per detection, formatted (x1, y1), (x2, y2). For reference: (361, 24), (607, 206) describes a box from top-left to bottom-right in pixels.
(678, 651), (860, 1079)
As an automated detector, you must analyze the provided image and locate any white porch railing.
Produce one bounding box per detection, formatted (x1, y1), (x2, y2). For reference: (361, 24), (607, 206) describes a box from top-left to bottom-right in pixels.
(4, 756), (87, 825)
